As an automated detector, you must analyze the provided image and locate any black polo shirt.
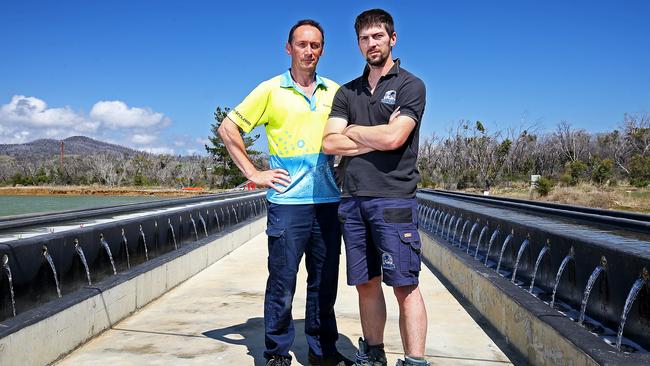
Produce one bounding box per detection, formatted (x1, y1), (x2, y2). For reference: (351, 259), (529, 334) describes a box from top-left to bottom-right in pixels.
(329, 59), (426, 198)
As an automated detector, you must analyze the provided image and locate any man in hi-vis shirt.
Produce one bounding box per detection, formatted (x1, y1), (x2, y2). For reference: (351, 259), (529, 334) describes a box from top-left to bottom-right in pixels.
(218, 19), (351, 366)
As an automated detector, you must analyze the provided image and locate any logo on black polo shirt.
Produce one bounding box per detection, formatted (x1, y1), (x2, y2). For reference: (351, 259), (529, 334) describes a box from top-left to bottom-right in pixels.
(380, 90), (397, 105)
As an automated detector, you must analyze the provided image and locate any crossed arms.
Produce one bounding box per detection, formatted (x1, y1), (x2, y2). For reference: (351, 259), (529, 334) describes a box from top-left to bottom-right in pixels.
(322, 107), (417, 156)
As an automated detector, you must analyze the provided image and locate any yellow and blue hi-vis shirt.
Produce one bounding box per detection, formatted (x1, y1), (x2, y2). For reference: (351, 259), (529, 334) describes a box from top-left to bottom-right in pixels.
(227, 70), (340, 204)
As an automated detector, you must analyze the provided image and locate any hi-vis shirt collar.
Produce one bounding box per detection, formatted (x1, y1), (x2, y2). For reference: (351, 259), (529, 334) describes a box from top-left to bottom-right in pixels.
(280, 69), (329, 90)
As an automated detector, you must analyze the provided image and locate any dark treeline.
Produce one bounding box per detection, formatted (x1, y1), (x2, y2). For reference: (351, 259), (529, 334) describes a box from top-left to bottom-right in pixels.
(417, 113), (650, 192)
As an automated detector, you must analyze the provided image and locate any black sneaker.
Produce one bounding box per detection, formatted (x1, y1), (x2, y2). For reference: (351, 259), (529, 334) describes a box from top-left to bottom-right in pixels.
(353, 338), (387, 366)
(308, 349), (354, 366)
(266, 355), (292, 366)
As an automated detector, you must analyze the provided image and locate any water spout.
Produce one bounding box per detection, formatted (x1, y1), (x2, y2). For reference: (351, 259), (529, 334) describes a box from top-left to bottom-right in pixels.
(459, 220), (470, 248)
(213, 209), (221, 232)
(446, 216), (456, 239)
(430, 210), (438, 231)
(474, 225), (489, 259)
(418, 206), (427, 226)
(616, 267), (649, 351)
(2, 254), (15, 317)
(427, 209), (437, 231)
(495, 232), (514, 273)
(99, 234), (117, 275)
(529, 241), (550, 293)
(190, 214), (199, 241)
(550, 247), (575, 308)
(122, 228), (130, 269)
(139, 224), (149, 261)
(452, 215), (462, 244)
(74, 239), (92, 286)
(578, 257), (607, 325)
(484, 228), (503, 266)
(154, 221), (159, 250)
(232, 205), (238, 223)
(441, 213), (449, 235)
(168, 218), (178, 250)
(511, 237), (530, 283)
(199, 212), (208, 237)
(467, 221), (479, 254)
(437, 212), (445, 233)
(42, 245), (61, 298)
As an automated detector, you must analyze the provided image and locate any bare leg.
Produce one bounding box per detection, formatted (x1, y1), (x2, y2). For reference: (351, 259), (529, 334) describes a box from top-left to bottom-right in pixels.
(356, 276), (386, 345)
(393, 284), (427, 357)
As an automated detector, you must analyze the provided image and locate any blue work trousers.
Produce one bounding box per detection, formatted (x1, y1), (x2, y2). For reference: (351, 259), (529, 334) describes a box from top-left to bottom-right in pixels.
(264, 202), (341, 360)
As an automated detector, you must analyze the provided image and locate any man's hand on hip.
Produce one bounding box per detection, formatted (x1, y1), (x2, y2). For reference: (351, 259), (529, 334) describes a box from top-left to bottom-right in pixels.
(249, 169), (292, 192)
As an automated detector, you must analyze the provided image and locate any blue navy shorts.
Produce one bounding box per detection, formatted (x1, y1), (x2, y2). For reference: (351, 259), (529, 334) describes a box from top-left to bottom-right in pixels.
(338, 197), (421, 287)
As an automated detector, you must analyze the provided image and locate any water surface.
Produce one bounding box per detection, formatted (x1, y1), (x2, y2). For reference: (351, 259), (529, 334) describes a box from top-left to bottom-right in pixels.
(0, 195), (165, 218)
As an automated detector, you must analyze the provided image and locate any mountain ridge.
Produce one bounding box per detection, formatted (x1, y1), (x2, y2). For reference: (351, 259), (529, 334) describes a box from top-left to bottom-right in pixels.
(0, 136), (138, 158)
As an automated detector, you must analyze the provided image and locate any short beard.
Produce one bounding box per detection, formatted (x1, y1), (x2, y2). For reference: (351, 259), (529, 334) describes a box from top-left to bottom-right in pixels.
(366, 50), (389, 67)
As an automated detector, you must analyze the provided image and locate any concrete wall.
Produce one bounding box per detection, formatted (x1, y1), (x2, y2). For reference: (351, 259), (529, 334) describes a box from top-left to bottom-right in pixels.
(0, 218), (265, 366)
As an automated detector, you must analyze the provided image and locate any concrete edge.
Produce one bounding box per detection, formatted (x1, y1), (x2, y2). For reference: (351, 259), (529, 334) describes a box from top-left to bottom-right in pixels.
(419, 230), (622, 366)
(0, 217), (266, 366)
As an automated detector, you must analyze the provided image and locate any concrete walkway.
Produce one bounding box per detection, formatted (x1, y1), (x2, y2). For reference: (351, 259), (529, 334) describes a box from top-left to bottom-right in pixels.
(57, 232), (512, 365)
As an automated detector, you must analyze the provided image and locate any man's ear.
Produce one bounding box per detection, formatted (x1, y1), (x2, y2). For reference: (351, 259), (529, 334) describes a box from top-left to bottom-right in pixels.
(285, 42), (292, 55)
(390, 32), (397, 47)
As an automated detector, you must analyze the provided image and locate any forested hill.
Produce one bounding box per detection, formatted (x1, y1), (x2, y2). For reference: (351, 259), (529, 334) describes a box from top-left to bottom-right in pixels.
(0, 136), (136, 158)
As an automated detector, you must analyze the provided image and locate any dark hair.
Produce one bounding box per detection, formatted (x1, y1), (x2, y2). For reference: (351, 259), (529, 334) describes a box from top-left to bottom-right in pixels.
(288, 19), (324, 45)
(354, 9), (394, 37)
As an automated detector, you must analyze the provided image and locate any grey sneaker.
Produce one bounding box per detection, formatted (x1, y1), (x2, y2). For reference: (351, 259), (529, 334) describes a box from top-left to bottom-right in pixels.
(353, 338), (387, 366)
(266, 355), (292, 366)
(395, 356), (429, 366)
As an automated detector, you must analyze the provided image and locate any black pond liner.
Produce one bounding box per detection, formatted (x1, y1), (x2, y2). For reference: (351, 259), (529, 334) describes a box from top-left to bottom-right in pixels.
(0, 191), (267, 336)
(417, 190), (650, 355)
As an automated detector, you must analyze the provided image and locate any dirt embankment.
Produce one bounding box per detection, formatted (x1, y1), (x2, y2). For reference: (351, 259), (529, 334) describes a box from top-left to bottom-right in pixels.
(460, 183), (650, 214)
(0, 185), (224, 196)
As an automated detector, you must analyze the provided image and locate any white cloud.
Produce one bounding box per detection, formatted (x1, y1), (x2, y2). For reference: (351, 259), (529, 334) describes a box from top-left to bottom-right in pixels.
(0, 95), (211, 157)
(0, 95), (96, 130)
(132, 133), (157, 144)
(0, 95), (172, 147)
(90, 100), (170, 129)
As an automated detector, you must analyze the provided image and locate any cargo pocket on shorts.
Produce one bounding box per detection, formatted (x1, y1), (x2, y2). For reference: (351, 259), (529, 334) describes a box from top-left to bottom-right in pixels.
(398, 228), (421, 273)
(265, 225), (286, 267)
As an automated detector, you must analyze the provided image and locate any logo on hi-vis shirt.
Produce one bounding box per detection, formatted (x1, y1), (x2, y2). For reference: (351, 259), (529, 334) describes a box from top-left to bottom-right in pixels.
(380, 90), (396, 105)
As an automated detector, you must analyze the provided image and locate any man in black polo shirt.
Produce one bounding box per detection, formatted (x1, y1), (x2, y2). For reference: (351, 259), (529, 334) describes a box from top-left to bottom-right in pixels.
(322, 8), (428, 366)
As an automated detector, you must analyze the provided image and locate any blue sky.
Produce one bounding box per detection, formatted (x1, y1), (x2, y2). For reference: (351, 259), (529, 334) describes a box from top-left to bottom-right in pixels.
(1, 0), (648, 155)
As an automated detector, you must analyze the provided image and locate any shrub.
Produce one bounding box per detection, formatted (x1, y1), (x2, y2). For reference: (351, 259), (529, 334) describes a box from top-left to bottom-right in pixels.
(10, 172), (25, 186)
(536, 177), (554, 197)
(629, 155), (650, 188)
(565, 160), (588, 186)
(559, 173), (572, 187)
(591, 159), (614, 186)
